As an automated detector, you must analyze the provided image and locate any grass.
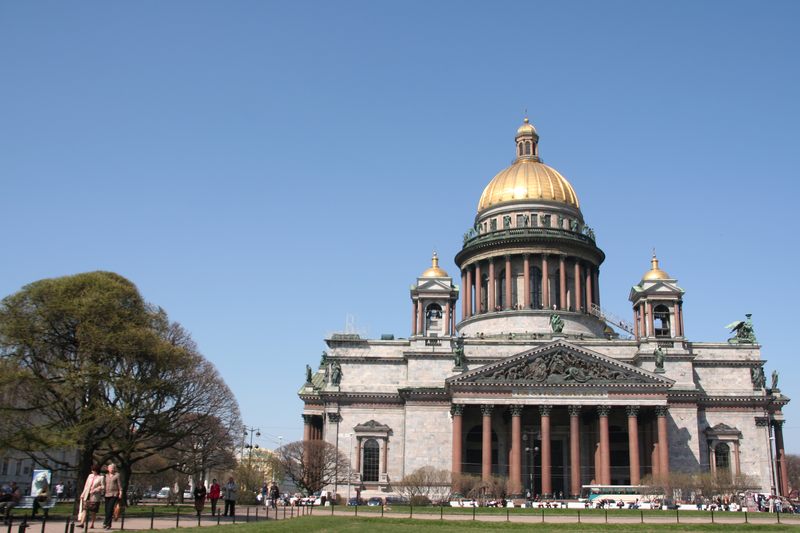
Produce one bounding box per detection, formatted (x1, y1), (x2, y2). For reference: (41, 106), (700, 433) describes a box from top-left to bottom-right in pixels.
(146, 516), (799, 532)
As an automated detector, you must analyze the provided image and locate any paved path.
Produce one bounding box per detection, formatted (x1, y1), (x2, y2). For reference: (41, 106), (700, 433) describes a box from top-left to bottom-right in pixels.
(9, 506), (800, 532)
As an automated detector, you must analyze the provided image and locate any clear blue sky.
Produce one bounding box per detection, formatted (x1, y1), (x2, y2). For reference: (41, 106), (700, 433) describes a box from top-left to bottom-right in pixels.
(2, 2), (799, 453)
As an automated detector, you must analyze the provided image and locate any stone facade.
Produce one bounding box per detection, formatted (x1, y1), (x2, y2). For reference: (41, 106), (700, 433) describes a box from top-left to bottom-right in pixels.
(299, 119), (789, 500)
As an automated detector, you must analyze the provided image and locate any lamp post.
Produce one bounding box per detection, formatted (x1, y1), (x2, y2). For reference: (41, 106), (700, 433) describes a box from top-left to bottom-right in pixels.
(271, 436), (283, 482)
(341, 433), (354, 503)
(523, 432), (539, 500)
(243, 426), (261, 467)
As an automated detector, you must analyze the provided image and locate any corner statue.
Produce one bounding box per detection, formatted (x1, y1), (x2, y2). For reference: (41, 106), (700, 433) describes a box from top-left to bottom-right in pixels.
(771, 370), (779, 391)
(550, 313), (564, 334)
(725, 314), (757, 344)
(305, 364), (312, 384)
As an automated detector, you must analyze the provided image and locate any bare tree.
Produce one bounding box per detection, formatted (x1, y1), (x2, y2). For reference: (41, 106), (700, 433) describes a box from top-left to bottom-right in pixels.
(275, 441), (349, 495)
(395, 467), (453, 505)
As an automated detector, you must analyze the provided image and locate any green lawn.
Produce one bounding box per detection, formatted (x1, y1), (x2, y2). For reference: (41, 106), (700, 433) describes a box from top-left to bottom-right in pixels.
(148, 516), (798, 532)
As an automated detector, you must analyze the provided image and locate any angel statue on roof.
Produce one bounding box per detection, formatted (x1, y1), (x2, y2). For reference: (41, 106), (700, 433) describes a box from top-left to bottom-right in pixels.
(725, 313), (757, 344)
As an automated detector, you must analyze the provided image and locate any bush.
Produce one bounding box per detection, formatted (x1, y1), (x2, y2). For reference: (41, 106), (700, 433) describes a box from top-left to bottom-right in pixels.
(409, 495), (431, 506)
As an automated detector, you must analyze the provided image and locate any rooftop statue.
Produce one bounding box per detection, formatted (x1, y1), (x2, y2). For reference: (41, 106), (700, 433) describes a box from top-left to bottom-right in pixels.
(771, 370), (779, 391)
(320, 350), (328, 366)
(654, 346), (665, 372)
(305, 364), (312, 384)
(726, 313), (757, 344)
(550, 313), (564, 334)
(452, 335), (466, 368)
(751, 366), (766, 389)
(331, 361), (343, 386)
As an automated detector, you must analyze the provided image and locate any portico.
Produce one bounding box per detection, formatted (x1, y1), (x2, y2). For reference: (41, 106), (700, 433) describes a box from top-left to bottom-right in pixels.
(446, 340), (672, 497)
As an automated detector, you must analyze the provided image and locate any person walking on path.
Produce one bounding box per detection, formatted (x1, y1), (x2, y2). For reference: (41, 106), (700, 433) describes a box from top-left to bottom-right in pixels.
(80, 464), (105, 529)
(103, 464), (122, 530)
(269, 483), (279, 509)
(208, 479), (221, 516)
(222, 477), (237, 517)
(193, 483), (207, 517)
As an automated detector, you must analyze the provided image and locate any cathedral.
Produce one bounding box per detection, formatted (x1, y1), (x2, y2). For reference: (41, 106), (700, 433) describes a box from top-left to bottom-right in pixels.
(299, 119), (789, 499)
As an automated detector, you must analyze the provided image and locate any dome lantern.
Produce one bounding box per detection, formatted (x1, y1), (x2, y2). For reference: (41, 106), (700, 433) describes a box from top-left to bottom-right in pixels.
(515, 117), (540, 161)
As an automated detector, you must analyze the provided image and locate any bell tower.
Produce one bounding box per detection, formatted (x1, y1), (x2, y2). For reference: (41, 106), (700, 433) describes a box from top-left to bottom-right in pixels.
(629, 253), (685, 342)
(410, 252), (459, 337)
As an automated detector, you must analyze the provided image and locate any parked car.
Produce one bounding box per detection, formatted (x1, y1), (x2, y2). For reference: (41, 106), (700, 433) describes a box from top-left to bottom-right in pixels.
(367, 497), (382, 507)
(156, 487), (171, 500)
(347, 497), (363, 506)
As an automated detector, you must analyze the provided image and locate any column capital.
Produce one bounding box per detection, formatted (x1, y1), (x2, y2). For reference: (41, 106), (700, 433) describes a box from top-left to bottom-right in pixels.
(626, 405), (640, 418)
(655, 405), (669, 417)
(539, 405), (553, 417)
(327, 412), (342, 423)
(302, 414), (314, 424)
(755, 417), (770, 427)
(480, 404), (494, 416)
(510, 404), (524, 417)
(773, 419), (784, 428)
(450, 404), (464, 416)
(568, 405), (582, 417)
(596, 405), (611, 417)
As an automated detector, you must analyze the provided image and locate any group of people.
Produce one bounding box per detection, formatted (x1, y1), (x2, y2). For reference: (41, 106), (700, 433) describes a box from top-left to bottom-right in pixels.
(78, 463), (123, 530)
(258, 482), (281, 508)
(192, 477), (239, 517)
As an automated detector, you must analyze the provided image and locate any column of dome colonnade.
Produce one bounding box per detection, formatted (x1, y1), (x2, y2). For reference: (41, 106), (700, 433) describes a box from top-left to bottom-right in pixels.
(450, 404), (670, 497)
(458, 254), (601, 317)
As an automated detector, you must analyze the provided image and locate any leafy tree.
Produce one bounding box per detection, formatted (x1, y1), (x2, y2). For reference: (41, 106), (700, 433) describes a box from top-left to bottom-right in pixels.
(275, 440), (349, 495)
(786, 454), (800, 493)
(0, 271), (241, 507)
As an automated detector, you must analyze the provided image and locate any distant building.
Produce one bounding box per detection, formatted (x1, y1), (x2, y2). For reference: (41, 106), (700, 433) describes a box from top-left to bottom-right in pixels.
(299, 119), (789, 499)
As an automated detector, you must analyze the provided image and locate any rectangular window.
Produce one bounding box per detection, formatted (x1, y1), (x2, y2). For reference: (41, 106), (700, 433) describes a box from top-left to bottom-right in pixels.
(1, 458), (8, 476)
(16, 459), (22, 476)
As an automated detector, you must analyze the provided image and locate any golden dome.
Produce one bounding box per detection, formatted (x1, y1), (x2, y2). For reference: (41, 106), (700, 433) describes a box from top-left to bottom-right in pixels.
(516, 117), (538, 137)
(642, 253), (671, 281)
(421, 252), (449, 278)
(478, 159), (580, 212)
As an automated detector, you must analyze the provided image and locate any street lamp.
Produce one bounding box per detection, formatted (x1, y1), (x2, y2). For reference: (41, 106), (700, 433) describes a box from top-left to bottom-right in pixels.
(341, 433), (354, 502)
(523, 433), (539, 500)
(244, 426), (261, 467)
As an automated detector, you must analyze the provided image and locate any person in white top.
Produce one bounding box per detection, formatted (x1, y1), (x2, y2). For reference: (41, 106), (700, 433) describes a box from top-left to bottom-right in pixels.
(79, 464), (105, 528)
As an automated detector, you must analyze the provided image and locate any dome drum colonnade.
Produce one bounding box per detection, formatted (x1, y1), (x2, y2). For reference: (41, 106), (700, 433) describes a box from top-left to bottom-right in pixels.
(455, 118), (604, 334)
(450, 403), (671, 498)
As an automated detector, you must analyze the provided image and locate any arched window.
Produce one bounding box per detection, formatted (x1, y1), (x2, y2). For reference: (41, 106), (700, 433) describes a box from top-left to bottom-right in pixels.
(653, 305), (671, 337)
(714, 442), (730, 481)
(524, 141), (531, 155)
(425, 303), (442, 334)
(362, 439), (380, 482)
(518, 143), (523, 156)
(530, 266), (542, 308)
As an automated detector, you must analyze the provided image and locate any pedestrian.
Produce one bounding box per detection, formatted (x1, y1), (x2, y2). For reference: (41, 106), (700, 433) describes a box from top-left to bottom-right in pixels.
(79, 464), (105, 529)
(269, 483), (279, 509)
(193, 483), (207, 517)
(55, 483), (65, 501)
(65, 481), (74, 499)
(0, 482), (22, 525)
(208, 479), (221, 516)
(261, 483), (268, 507)
(103, 464), (122, 530)
(223, 477), (237, 517)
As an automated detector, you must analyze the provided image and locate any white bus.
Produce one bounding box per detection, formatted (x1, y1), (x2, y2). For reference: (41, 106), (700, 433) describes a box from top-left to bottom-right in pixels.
(579, 485), (659, 506)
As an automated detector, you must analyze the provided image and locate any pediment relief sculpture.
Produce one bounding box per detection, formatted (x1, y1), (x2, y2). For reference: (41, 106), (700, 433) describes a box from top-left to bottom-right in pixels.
(484, 350), (643, 384)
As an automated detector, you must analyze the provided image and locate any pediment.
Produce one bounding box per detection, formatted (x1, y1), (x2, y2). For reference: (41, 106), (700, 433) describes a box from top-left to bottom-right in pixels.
(447, 340), (672, 389)
(414, 278), (453, 292)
